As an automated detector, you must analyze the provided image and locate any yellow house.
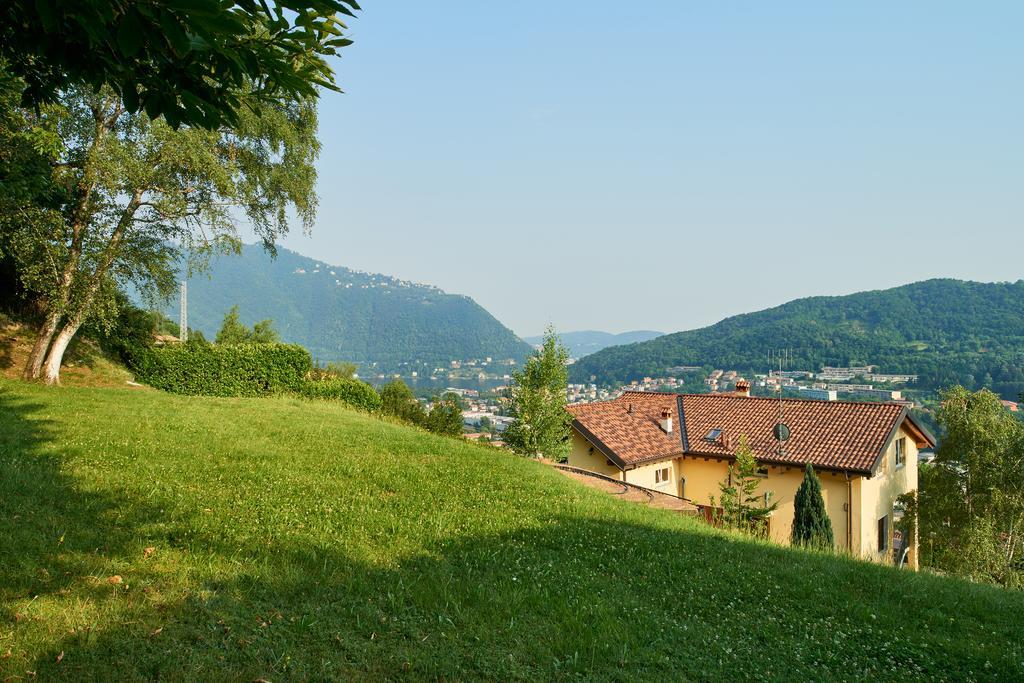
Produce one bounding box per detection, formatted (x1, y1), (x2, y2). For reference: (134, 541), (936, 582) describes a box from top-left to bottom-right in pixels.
(566, 386), (935, 567)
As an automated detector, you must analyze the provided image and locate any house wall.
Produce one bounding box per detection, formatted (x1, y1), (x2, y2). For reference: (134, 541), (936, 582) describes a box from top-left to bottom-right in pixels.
(676, 457), (852, 549)
(855, 425), (920, 568)
(622, 458), (678, 493)
(567, 430), (622, 479)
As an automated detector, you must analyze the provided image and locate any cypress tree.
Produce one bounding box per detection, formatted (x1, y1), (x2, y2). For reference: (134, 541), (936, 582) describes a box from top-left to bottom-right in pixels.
(791, 463), (835, 550)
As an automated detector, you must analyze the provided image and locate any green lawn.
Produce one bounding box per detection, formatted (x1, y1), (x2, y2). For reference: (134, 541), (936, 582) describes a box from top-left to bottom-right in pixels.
(1, 380), (1022, 681)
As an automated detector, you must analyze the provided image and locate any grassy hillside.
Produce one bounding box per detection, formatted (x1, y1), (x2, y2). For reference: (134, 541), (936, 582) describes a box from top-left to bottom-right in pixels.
(570, 279), (1024, 399)
(1, 381), (1022, 680)
(165, 244), (532, 369)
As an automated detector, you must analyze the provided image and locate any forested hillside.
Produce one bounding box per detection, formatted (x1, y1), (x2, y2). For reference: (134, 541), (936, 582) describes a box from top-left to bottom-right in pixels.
(570, 279), (1024, 399)
(167, 245), (532, 368)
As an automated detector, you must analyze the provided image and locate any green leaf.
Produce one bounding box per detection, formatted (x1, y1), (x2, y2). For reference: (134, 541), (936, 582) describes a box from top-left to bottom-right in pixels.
(160, 11), (192, 56)
(33, 0), (56, 31)
(117, 11), (144, 57)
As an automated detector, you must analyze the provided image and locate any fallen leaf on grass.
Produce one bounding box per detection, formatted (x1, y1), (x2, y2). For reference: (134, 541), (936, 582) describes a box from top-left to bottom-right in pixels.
(143, 546), (156, 559)
(107, 575), (123, 585)
(56, 651), (64, 663)
(150, 627), (163, 637)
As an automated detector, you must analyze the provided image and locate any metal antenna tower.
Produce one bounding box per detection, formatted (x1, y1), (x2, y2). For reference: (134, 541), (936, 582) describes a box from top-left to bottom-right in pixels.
(179, 280), (188, 342)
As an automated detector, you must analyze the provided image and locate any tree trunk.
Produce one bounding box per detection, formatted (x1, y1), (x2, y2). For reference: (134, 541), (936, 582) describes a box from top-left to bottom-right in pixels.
(23, 312), (61, 380)
(41, 319), (83, 385)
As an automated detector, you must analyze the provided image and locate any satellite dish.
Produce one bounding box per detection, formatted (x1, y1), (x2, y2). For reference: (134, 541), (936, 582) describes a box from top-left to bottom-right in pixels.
(773, 422), (791, 442)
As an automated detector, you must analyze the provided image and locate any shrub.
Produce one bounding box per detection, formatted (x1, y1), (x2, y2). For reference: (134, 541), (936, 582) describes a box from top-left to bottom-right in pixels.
(299, 377), (382, 412)
(134, 343), (311, 397)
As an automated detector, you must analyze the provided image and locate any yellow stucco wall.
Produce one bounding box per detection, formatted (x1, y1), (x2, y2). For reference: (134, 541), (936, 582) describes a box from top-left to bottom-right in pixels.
(855, 425), (919, 567)
(567, 431), (622, 479)
(675, 457), (852, 549)
(622, 458), (678, 494)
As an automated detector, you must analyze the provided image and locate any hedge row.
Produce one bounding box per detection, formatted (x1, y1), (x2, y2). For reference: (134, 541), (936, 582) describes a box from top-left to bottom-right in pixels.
(134, 343), (312, 397)
(299, 377), (382, 412)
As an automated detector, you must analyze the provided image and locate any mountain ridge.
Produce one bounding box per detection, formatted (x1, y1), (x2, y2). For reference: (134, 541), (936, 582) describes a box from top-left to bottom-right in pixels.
(524, 330), (664, 359)
(170, 244), (533, 368)
(569, 278), (1024, 399)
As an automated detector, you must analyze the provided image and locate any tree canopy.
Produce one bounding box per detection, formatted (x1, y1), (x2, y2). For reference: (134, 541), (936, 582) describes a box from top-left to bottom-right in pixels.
(4, 78), (319, 383)
(918, 387), (1024, 588)
(503, 326), (573, 460)
(0, 0), (359, 129)
(215, 306), (280, 345)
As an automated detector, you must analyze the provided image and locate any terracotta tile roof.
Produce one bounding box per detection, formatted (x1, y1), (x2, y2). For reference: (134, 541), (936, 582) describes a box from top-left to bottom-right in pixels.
(566, 393), (682, 467)
(568, 391), (935, 474)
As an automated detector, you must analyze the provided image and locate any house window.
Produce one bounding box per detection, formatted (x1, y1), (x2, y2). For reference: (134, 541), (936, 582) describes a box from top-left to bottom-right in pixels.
(878, 515), (889, 552)
(895, 437), (906, 469)
(755, 465), (769, 478)
(704, 428), (722, 442)
(655, 466), (671, 484)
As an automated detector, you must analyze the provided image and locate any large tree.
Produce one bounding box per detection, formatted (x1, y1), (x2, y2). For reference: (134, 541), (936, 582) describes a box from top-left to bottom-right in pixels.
(503, 326), (573, 460)
(1, 1), (358, 129)
(918, 387), (1024, 587)
(791, 463), (835, 550)
(6, 82), (319, 384)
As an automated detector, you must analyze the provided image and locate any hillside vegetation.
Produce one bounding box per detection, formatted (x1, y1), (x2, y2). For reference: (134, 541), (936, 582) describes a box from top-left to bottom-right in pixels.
(571, 279), (1024, 398)
(2, 380), (1022, 680)
(163, 245), (532, 368)
(0, 314), (135, 388)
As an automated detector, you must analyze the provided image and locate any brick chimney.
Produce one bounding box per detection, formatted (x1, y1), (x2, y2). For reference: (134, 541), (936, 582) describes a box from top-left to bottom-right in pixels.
(659, 406), (673, 433)
(735, 379), (751, 397)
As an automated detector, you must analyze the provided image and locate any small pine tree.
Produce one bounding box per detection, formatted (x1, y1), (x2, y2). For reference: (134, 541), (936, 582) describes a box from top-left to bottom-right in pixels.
(791, 463), (835, 550)
(715, 435), (778, 536)
(215, 305), (251, 345)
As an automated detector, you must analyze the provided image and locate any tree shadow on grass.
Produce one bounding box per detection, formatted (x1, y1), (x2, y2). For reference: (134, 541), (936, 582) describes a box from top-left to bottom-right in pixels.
(0, 386), (176, 676)
(12, 491), (1024, 680)
(0, 326), (15, 370)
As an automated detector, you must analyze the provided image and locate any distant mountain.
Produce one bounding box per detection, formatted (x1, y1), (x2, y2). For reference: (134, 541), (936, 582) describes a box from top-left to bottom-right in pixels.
(524, 330), (663, 359)
(569, 279), (1024, 400)
(170, 245), (533, 368)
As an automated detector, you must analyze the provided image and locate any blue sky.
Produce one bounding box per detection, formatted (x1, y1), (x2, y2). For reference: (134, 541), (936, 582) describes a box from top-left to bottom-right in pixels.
(263, 2), (1024, 337)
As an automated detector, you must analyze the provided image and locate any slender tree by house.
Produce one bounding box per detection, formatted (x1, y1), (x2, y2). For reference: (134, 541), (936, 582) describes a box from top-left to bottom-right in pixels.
(714, 435), (778, 536)
(918, 387), (1024, 588)
(503, 326), (573, 460)
(791, 463), (835, 550)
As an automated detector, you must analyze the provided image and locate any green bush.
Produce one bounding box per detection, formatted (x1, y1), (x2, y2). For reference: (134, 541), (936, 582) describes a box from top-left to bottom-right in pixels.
(299, 377), (382, 412)
(134, 343), (312, 397)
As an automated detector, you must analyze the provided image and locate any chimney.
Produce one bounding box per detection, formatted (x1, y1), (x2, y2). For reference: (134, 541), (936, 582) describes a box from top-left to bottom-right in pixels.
(735, 379), (751, 397)
(660, 406), (673, 433)
(627, 402), (633, 414)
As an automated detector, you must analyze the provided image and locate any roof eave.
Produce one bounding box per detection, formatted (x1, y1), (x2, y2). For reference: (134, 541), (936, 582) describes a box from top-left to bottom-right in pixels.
(679, 449), (871, 477)
(570, 420), (627, 471)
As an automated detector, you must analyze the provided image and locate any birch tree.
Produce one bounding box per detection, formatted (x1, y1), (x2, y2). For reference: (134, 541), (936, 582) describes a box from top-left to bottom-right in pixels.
(7, 83), (319, 384)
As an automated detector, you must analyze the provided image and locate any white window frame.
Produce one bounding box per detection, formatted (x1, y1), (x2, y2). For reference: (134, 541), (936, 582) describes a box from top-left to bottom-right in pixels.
(654, 466), (671, 485)
(894, 437), (906, 469)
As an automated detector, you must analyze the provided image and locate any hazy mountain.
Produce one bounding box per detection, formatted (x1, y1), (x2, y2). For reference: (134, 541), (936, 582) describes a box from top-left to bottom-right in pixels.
(524, 330), (664, 359)
(170, 244), (533, 368)
(569, 279), (1024, 399)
